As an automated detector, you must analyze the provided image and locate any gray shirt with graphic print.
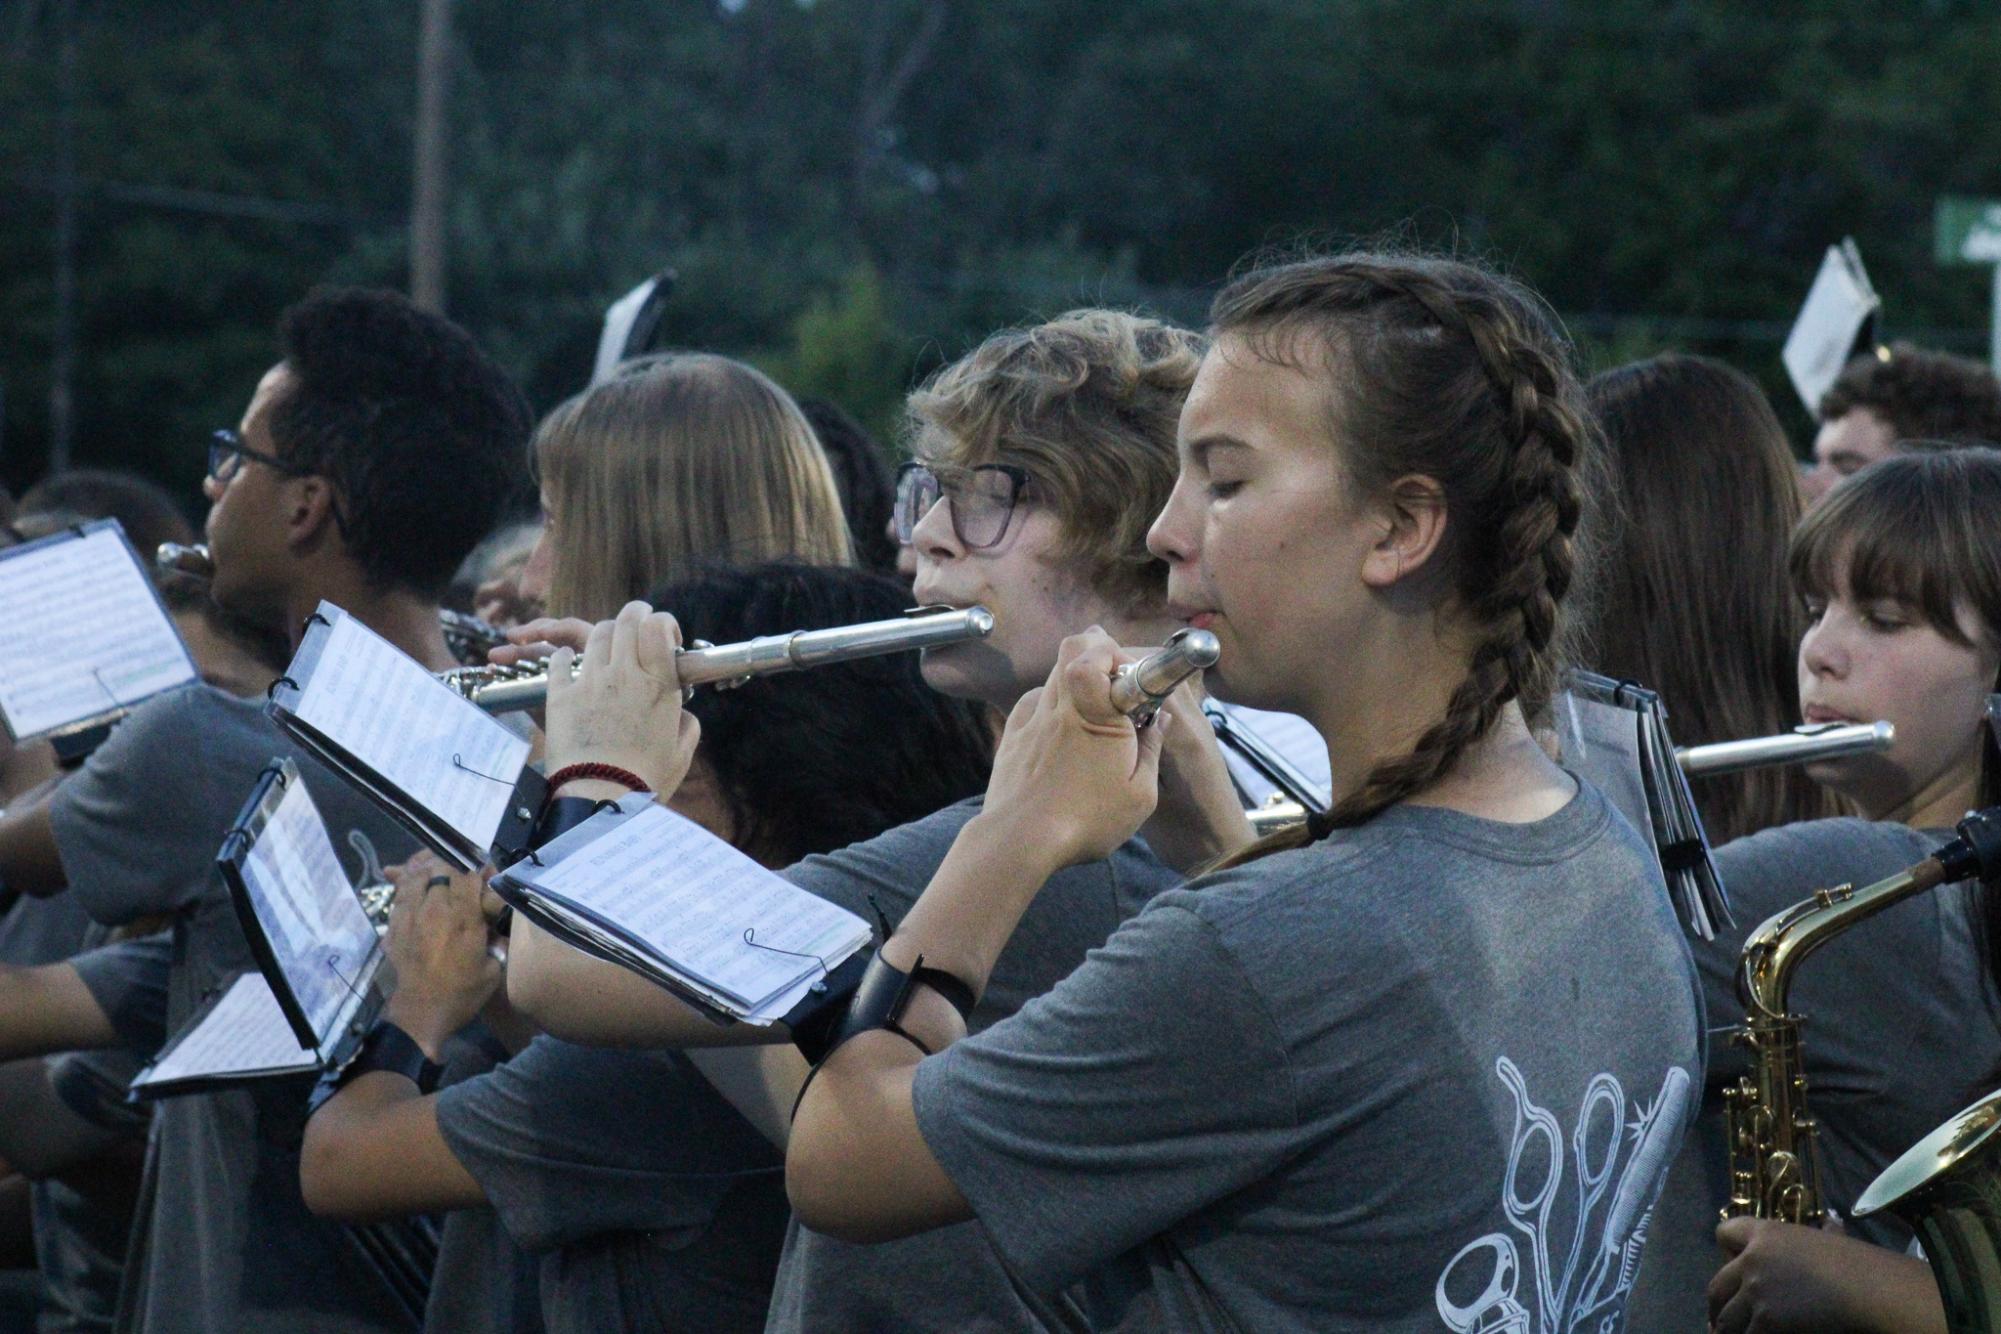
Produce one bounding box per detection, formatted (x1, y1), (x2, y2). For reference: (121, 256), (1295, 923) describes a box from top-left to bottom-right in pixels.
(913, 780), (1704, 1333)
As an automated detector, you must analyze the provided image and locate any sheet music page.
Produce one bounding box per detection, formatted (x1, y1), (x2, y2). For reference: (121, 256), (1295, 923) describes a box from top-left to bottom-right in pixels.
(0, 527), (197, 740)
(240, 778), (378, 1041)
(524, 805), (870, 1010)
(291, 612), (530, 852)
(137, 974), (317, 1086)
(1212, 703), (1333, 807)
(1783, 241), (1879, 412)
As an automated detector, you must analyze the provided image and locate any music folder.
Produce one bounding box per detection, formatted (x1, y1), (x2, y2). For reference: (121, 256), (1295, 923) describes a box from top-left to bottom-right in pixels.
(0, 519), (198, 755)
(129, 760), (387, 1100)
(1560, 672), (1732, 941)
(266, 601), (544, 871)
(489, 801), (873, 1026)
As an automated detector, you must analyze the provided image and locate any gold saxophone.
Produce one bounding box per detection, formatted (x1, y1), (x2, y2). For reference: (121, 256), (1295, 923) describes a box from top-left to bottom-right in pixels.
(1722, 807), (2001, 1224)
(1855, 1086), (2001, 1334)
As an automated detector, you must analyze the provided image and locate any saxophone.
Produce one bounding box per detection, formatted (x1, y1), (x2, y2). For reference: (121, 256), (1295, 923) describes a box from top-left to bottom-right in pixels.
(1721, 806), (2001, 1223)
(1855, 1085), (2001, 1334)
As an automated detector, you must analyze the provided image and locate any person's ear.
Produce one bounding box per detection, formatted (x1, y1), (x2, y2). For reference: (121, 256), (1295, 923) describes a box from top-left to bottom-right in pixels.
(282, 475), (342, 555)
(1358, 474), (1448, 589)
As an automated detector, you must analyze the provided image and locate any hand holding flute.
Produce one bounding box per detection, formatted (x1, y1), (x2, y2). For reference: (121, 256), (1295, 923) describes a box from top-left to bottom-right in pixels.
(541, 602), (704, 801)
(975, 628), (1217, 872)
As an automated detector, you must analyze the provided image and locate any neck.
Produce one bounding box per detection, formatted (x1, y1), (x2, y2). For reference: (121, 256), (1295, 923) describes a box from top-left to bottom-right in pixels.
(1301, 612), (1570, 822)
(280, 566), (456, 673)
(1878, 761), (1984, 832)
(1300, 608), (1468, 807)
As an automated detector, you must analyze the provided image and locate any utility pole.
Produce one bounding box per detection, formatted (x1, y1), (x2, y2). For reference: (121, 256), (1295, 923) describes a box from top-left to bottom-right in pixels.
(410, 0), (452, 313)
(49, 0), (78, 473)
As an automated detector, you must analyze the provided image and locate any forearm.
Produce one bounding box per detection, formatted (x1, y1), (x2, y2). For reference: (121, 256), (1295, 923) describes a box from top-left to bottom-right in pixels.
(1853, 1253), (1946, 1334)
(874, 812), (1060, 997)
(300, 1074), (485, 1221)
(504, 915), (777, 1048)
(788, 813), (1054, 1239)
(0, 963), (116, 1061)
(0, 797), (67, 897)
(0, 1057), (126, 1178)
(1138, 798), (1251, 875)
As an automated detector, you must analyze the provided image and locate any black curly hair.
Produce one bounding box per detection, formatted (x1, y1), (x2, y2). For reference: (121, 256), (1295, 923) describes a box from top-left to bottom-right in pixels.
(650, 561), (994, 865)
(798, 397), (900, 577)
(267, 288), (532, 597)
(1819, 342), (2001, 447)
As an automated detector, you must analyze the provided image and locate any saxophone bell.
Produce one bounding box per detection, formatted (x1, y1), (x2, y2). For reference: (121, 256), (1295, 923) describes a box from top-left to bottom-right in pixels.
(1855, 1088), (2001, 1334)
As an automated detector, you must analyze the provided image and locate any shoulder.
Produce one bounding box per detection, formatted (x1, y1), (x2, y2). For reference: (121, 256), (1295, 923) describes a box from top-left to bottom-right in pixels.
(1715, 818), (1938, 919)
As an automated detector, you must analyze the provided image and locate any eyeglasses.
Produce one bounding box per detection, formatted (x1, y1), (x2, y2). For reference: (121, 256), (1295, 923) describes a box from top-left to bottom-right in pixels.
(207, 428), (304, 483)
(893, 462), (1032, 550)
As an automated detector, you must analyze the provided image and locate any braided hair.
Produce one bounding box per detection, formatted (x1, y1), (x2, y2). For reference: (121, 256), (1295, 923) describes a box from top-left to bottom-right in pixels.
(1211, 252), (1598, 855)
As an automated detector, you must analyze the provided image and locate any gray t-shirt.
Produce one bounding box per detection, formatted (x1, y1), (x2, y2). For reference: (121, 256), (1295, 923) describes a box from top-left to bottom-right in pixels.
(764, 797), (1181, 1334)
(0, 882), (136, 1334)
(435, 1036), (786, 1334)
(912, 781), (1704, 1333)
(49, 683), (424, 1333)
(1626, 817), (2001, 1329)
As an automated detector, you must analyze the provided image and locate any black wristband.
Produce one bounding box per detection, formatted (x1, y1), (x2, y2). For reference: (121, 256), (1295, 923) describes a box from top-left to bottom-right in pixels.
(788, 949), (975, 1067)
(305, 1020), (443, 1117)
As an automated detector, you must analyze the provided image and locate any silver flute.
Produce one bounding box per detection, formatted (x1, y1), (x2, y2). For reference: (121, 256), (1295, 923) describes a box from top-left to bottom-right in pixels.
(1109, 628), (1220, 726)
(157, 542), (507, 662)
(438, 605), (996, 713)
(1240, 720), (1896, 837)
(1676, 720), (1894, 778)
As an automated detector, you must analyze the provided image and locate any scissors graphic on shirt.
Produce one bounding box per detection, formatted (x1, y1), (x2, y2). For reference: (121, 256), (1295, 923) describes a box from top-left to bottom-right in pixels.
(1435, 1057), (1693, 1334)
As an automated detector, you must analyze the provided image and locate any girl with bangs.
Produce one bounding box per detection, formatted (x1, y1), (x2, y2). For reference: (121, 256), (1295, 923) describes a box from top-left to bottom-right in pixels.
(1633, 449), (2001, 1334)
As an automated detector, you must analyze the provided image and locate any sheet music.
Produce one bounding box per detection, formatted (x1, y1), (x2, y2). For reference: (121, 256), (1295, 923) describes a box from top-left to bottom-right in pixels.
(1783, 239), (1879, 413)
(1211, 703), (1332, 807)
(135, 974), (317, 1087)
(523, 805), (870, 1011)
(292, 612), (530, 852)
(240, 778), (378, 1041)
(0, 527), (196, 740)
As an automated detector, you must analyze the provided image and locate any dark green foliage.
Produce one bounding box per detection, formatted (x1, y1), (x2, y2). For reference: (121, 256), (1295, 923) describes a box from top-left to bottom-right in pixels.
(3, 0), (1998, 514)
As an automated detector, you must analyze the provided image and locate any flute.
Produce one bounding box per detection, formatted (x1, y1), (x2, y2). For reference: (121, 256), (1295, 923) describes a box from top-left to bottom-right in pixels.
(157, 542), (508, 661)
(1245, 719), (1900, 835)
(1109, 628), (1220, 726)
(1676, 721), (1894, 778)
(438, 605), (996, 713)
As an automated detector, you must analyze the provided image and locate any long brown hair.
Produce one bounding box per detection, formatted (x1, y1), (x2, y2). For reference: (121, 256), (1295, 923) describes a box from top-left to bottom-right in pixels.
(1792, 448), (2001, 986)
(534, 353), (853, 620)
(1584, 354), (1837, 842)
(1212, 250), (1597, 854)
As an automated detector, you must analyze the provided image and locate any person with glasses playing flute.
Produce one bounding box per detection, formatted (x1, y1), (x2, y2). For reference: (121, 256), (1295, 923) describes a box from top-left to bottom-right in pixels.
(497, 310), (1270, 1332)
(0, 288), (530, 1334)
(509, 258), (1705, 1331)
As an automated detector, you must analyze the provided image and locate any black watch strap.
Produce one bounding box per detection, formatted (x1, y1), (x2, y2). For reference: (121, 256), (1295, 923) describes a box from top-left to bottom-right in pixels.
(305, 1020), (443, 1117)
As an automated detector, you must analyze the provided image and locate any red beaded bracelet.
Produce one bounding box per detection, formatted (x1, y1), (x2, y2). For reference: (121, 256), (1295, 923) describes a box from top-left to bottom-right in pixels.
(545, 762), (652, 794)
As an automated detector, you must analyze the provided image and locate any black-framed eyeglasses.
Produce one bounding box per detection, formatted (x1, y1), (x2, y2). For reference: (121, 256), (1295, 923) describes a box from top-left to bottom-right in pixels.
(207, 428), (304, 483)
(893, 461), (1032, 550)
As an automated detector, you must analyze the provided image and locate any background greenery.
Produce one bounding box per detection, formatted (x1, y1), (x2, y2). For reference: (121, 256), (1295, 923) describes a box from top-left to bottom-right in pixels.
(3, 0), (1998, 515)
